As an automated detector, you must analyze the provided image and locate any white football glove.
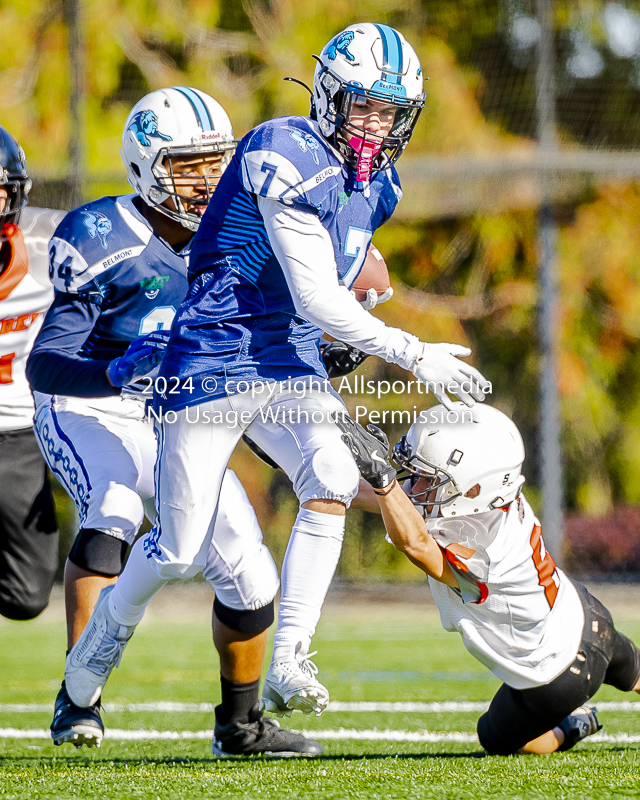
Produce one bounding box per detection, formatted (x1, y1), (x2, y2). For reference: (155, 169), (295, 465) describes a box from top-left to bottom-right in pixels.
(351, 286), (394, 311)
(411, 342), (489, 410)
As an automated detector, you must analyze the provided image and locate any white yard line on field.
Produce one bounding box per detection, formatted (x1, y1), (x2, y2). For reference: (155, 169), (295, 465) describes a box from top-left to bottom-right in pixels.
(0, 728), (638, 744)
(0, 728), (483, 742)
(2, 701), (640, 713)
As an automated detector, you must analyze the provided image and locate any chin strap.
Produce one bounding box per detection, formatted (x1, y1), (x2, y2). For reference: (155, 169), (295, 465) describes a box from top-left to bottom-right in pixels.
(348, 135), (382, 182)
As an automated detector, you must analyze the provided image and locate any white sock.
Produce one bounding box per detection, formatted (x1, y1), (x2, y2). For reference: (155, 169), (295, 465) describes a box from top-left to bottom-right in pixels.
(272, 508), (345, 662)
(108, 538), (167, 626)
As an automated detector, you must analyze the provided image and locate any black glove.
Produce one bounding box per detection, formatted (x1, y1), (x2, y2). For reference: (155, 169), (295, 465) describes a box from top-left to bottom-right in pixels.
(321, 341), (369, 379)
(335, 415), (396, 489)
(242, 434), (281, 470)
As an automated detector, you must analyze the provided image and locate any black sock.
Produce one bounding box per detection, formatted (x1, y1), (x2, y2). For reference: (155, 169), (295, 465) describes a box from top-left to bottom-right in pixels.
(217, 675), (260, 724)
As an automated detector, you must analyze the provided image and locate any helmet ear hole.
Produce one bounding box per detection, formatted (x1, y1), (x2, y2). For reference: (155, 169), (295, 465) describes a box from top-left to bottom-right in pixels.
(464, 483), (481, 499)
(130, 163), (141, 178)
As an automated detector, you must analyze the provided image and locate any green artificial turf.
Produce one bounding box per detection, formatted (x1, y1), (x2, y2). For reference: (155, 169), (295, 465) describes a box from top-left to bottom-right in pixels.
(1, 585), (640, 799)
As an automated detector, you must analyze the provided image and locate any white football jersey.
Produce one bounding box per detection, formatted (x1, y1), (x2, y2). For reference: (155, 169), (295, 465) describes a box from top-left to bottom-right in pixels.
(427, 494), (584, 690)
(0, 207), (64, 431)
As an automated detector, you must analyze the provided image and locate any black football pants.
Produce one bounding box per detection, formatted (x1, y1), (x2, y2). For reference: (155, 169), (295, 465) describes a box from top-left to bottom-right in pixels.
(477, 581), (640, 755)
(0, 427), (58, 620)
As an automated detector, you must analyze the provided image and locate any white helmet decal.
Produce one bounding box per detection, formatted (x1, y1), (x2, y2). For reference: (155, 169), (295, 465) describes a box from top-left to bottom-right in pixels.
(325, 31), (357, 63)
(312, 23), (425, 181)
(127, 110), (173, 147)
(394, 403), (526, 518)
(120, 87), (236, 231)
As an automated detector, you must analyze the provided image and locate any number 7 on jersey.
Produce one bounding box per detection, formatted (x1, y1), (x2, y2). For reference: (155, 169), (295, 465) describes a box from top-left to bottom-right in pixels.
(259, 162), (277, 197)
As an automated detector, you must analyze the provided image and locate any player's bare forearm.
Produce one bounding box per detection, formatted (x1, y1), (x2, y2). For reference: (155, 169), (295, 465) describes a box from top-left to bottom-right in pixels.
(350, 479), (381, 513)
(376, 482), (458, 588)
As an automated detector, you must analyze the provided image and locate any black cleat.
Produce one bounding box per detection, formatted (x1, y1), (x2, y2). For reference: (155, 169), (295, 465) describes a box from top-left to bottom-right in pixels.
(557, 705), (602, 751)
(50, 681), (104, 748)
(211, 705), (324, 758)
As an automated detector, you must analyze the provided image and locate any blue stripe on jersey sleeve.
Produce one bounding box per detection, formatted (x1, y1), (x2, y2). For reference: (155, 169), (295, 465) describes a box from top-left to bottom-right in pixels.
(217, 192), (272, 284)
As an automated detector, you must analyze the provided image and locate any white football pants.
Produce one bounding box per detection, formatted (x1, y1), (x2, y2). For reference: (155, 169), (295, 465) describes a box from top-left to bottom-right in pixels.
(144, 384), (359, 574)
(118, 382), (360, 644)
(34, 394), (157, 541)
(33, 393), (279, 609)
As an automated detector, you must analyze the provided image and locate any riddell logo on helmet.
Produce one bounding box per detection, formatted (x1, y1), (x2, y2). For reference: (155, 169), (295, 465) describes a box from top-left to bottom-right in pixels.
(192, 132), (223, 143)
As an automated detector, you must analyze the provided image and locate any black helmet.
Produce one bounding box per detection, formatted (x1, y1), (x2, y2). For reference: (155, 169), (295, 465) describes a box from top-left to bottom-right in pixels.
(0, 126), (31, 227)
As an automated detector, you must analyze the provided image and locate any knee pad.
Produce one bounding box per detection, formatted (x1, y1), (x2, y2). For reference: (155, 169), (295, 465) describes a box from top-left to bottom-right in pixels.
(68, 528), (129, 577)
(205, 539), (280, 612)
(83, 484), (144, 545)
(213, 596), (275, 635)
(295, 445), (360, 506)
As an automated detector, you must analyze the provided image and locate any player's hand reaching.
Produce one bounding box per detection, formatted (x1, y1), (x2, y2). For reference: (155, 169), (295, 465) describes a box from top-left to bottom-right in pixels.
(107, 330), (171, 387)
(411, 343), (490, 411)
(335, 414), (396, 490)
(321, 340), (369, 378)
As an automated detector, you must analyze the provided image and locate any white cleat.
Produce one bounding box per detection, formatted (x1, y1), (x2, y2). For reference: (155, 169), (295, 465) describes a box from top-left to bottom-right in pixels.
(260, 648), (330, 717)
(65, 585), (137, 708)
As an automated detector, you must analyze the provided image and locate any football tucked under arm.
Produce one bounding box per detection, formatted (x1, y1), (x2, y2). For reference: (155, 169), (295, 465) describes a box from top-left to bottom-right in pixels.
(257, 196), (422, 369)
(350, 243), (393, 310)
(258, 197), (490, 408)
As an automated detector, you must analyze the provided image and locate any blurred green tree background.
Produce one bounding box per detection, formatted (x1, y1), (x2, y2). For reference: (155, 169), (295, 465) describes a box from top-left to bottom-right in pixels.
(4, 0), (640, 577)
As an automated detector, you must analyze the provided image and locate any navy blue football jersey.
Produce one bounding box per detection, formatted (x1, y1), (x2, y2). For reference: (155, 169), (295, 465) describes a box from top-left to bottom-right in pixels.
(28, 194), (189, 397)
(158, 116), (402, 411)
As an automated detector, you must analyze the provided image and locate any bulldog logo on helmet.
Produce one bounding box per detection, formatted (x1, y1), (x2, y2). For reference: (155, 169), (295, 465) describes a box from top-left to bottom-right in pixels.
(325, 31), (355, 62)
(127, 110), (173, 147)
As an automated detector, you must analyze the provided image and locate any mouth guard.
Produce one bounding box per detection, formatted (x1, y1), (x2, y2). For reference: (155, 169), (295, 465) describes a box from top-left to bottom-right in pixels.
(348, 135), (382, 182)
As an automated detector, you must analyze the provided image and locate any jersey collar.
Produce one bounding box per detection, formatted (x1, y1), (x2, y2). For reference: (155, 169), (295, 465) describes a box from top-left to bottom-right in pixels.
(303, 119), (373, 191)
(116, 194), (154, 244)
(116, 194), (193, 256)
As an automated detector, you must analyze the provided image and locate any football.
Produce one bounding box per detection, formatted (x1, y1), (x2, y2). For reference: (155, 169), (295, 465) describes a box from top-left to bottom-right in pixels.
(351, 242), (391, 302)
